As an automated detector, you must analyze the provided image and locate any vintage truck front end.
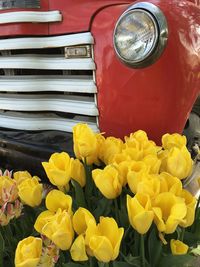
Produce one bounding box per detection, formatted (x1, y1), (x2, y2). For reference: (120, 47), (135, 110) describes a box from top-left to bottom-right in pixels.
(0, 0), (199, 176)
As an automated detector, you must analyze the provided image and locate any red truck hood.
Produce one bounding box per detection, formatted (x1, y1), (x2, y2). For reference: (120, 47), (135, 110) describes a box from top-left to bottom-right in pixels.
(49, 0), (130, 35)
(0, 0), (130, 37)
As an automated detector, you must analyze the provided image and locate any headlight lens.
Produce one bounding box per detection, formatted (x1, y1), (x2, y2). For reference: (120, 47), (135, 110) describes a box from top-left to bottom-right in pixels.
(113, 2), (168, 68)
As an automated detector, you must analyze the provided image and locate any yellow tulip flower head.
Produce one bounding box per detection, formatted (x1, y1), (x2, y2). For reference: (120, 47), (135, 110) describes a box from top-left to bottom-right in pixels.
(15, 236), (42, 267)
(170, 239), (189, 255)
(45, 189), (73, 215)
(72, 207), (96, 235)
(160, 146), (193, 180)
(70, 234), (88, 261)
(179, 189), (196, 228)
(73, 123), (99, 165)
(98, 136), (124, 165)
(85, 217), (124, 263)
(71, 159), (86, 187)
(18, 177), (43, 207)
(127, 161), (149, 194)
(127, 193), (154, 234)
(13, 171), (32, 185)
(42, 152), (73, 186)
(34, 210), (55, 234)
(143, 155), (161, 174)
(159, 172), (183, 196)
(152, 192), (187, 234)
(92, 165), (122, 199)
(41, 208), (74, 250)
(162, 133), (187, 150)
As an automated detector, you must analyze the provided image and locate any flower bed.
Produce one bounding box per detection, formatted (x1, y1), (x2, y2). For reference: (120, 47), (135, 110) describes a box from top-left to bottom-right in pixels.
(0, 123), (200, 267)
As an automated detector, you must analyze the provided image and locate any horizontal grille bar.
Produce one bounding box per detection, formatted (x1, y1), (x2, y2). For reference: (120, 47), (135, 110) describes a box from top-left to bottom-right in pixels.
(0, 112), (99, 132)
(0, 94), (98, 116)
(0, 76), (97, 93)
(0, 11), (62, 24)
(0, 56), (95, 70)
(0, 33), (94, 50)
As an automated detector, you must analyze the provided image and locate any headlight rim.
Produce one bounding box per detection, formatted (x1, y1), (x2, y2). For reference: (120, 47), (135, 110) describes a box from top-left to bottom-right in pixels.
(113, 2), (168, 68)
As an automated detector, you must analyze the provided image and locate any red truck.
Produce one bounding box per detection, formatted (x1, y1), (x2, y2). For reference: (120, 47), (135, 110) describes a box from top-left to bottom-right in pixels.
(0, 0), (199, 176)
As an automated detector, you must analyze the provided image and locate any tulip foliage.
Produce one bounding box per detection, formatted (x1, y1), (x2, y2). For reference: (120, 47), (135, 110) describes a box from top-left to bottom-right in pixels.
(0, 124), (200, 266)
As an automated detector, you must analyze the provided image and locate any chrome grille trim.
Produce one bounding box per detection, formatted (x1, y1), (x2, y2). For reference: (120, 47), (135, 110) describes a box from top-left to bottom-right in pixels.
(0, 11), (62, 24)
(0, 76), (97, 93)
(0, 33), (94, 50)
(0, 32), (99, 133)
(0, 112), (99, 132)
(0, 94), (98, 116)
(0, 56), (95, 70)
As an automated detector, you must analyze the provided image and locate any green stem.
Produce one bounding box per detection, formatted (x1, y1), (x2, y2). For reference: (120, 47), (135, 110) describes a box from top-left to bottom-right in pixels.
(114, 198), (120, 224)
(140, 234), (145, 267)
(89, 257), (94, 267)
(192, 194), (200, 232)
(179, 227), (185, 242)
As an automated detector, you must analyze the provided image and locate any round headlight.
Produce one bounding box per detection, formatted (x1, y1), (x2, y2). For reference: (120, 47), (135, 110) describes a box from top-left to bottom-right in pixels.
(113, 2), (168, 68)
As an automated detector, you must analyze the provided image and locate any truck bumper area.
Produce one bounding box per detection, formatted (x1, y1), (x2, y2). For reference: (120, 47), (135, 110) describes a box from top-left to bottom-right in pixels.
(0, 129), (73, 180)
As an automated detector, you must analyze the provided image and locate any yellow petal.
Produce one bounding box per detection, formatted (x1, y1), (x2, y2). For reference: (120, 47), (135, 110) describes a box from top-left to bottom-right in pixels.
(45, 189), (72, 214)
(72, 208), (96, 235)
(70, 235), (88, 261)
(89, 236), (113, 263)
(170, 239), (189, 255)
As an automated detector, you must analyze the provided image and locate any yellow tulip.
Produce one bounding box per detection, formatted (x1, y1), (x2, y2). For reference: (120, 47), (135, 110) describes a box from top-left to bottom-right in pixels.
(125, 130), (159, 157)
(170, 239), (189, 255)
(162, 133), (187, 150)
(122, 147), (143, 161)
(0, 176), (18, 205)
(136, 175), (161, 199)
(18, 177), (43, 207)
(41, 209), (74, 250)
(70, 234), (88, 261)
(92, 165), (122, 199)
(45, 189), (72, 215)
(72, 207), (96, 235)
(160, 146), (193, 180)
(159, 172), (182, 196)
(143, 155), (161, 174)
(125, 130), (149, 146)
(15, 236), (42, 267)
(127, 193), (154, 234)
(152, 192), (187, 234)
(71, 159), (86, 187)
(111, 153), (131, 164)
(85, 217), (124, 262)
(127, 161), (149, 194)
(42, 152), (73, 186)
(13, 171), (32, 185)
(73, 123), (99, 165)
(98, 136), (123, 165)
(114, 161), (132, 186)
(179, 189), (196, 228)
(34, 210), (55, 233)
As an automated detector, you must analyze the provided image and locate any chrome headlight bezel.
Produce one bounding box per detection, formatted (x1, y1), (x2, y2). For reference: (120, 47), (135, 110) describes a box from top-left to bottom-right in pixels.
(113, 2), (168, 68)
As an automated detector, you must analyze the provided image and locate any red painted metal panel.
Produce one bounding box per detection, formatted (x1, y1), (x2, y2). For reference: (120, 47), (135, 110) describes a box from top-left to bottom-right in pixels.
(49, 0), (130, 35)
(0, 0), (49, 36)
(91, 0), (200, 144)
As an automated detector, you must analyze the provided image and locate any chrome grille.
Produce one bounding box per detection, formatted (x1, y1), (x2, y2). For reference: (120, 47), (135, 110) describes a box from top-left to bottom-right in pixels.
(0, 32), (99, 133)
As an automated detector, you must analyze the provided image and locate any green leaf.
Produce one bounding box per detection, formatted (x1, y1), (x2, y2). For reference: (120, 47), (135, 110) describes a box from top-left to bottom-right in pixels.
(112, 261), (133, 267)
(0, 231), (5, 267)
(148, 226), (162, 267)
(93, 198), (112, 219)
(158, 254), (195, 267)
(62, 264), (86, 267)
(120, 253), (141, 266)
(71, 179), (87, 208)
